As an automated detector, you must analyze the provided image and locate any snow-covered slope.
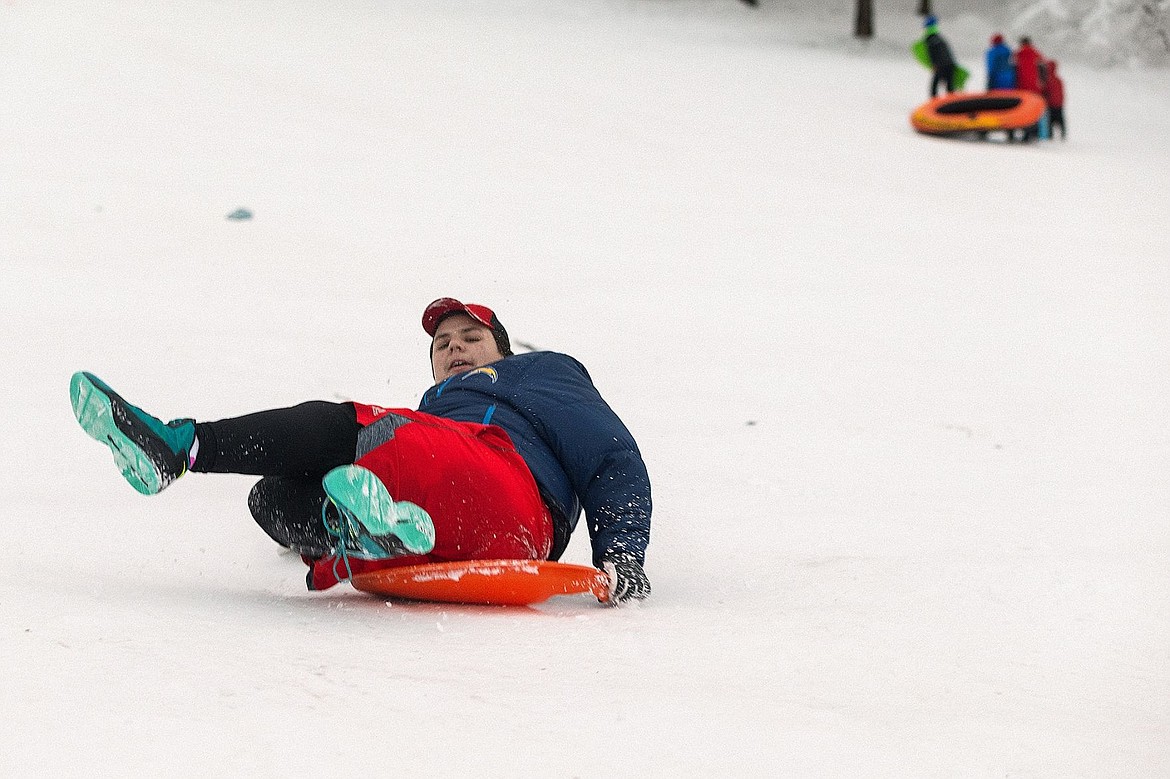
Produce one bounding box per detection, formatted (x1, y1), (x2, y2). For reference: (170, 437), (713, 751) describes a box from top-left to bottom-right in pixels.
(1, 1), (1167, 775)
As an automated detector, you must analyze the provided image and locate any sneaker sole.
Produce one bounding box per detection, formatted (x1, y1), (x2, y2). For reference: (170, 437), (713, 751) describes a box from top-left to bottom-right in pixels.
(70, 372), (163, 495)
(322, 465), (435, 557)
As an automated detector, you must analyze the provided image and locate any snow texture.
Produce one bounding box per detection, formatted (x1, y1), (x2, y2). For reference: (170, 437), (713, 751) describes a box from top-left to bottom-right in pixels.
(1, 1), (1167, 776)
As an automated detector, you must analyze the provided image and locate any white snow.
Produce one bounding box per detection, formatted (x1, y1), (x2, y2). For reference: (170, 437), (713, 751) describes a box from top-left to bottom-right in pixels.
(2, 1), (1167, 775)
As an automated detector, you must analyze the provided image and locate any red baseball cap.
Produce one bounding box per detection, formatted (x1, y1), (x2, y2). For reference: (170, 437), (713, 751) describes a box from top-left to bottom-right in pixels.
(422, 297), (497, 336)
(422, 298), (513, 358)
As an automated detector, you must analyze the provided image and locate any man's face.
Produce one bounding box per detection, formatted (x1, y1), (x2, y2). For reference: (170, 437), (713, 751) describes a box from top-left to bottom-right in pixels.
(431, 313), (503, 382)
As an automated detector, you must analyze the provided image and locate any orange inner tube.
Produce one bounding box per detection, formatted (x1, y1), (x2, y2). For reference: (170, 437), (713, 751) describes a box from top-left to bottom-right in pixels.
(911, 90), (1046, 134)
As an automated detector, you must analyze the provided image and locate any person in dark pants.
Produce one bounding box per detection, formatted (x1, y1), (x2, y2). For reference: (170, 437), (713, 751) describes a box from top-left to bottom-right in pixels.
(70, 298), (653, 604)
(1043, 59), (1067, 140)
(923, 16), (957, 97)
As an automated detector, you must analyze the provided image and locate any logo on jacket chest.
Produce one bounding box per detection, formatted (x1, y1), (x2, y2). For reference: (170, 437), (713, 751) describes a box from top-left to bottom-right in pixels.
(461, 367), (499, 384)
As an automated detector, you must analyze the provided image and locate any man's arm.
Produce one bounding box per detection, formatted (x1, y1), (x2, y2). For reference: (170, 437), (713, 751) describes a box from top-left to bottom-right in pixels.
(530, 354), (652, 602)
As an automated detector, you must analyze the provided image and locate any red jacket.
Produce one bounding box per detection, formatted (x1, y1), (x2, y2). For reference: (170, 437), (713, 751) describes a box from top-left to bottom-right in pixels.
(1044, 61), (1065, 108)
(1015, 44), (1043, 93)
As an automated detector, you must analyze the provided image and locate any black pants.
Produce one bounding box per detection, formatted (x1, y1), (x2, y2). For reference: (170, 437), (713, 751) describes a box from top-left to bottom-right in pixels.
(931, 65), (955, 97)
(1048, 106), (1066, 139)
(192, 401), (361, 556)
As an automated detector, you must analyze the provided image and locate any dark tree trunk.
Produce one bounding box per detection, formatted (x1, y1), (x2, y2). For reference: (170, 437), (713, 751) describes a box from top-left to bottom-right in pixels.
(855, 0), (874, 38)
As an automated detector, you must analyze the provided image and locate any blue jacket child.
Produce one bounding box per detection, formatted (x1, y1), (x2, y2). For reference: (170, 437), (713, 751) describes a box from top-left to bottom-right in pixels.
(986, 33), (1016, 89)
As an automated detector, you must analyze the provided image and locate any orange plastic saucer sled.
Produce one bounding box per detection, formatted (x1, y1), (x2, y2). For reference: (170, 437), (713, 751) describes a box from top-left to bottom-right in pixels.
(351, 559), (611, 606)
(911, 89), (1046, 136)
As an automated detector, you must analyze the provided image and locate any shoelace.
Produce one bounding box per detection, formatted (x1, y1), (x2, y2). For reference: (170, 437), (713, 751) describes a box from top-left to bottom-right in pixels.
(321, 501), (355, 584)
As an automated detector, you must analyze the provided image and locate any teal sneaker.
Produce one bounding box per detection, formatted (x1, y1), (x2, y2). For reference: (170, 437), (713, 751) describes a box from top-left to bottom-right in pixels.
(321, 464), (435, 559)
(70, 371), (194, 496)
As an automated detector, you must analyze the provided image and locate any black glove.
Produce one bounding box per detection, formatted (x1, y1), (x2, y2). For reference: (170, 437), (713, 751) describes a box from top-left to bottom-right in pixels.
(600, 554), (650, 605)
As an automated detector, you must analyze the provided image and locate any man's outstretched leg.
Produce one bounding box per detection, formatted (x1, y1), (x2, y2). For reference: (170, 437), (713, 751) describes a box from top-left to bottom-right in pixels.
(71, 372), (362, 494)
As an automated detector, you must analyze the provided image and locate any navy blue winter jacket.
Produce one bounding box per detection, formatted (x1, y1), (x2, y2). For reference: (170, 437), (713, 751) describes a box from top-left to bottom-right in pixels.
(418, 351), (651, 567)
(925, 32), (956, 70)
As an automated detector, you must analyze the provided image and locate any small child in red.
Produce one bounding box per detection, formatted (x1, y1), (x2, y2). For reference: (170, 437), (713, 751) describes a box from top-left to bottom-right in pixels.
(1043, 60), (1066, 140)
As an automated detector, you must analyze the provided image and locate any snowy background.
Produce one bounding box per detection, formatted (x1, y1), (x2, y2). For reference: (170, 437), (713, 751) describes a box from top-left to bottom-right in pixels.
(2, 1), (1168, 775)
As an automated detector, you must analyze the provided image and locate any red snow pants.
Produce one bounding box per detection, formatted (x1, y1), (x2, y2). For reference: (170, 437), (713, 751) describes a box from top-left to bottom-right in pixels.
(308, 406), (553, 590)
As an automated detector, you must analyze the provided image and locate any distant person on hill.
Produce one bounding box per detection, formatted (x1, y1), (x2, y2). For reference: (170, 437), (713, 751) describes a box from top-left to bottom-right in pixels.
(1042, 59), (1067, 139)
(1013, 37), (1045, 94)
(69, 298), (652, 604)
(1014, 36), (1046, 140)
(985, 33), (1016, 90)
(923, 16), (958, 97)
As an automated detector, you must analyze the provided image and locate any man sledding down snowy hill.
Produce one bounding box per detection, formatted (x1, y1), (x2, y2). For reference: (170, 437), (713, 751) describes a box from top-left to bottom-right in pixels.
(70, 298), (651, 605)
